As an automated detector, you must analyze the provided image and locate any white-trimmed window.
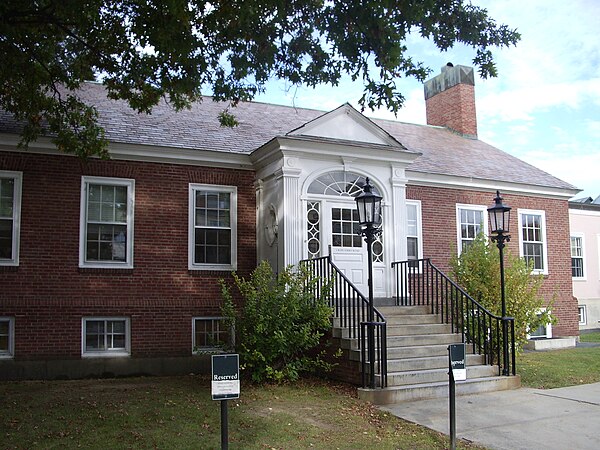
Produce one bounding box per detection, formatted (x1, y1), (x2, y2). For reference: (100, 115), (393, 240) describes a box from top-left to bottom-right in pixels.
(80, 176), (135, 268)
(570, 234), (585, 279)
(82, 317), (130, 357)
(189, 184), (237, 270)
(0, 317), (15, 358)
(578, 305), (587, 326)
(528, 309), (552, 339)
(518, 210), (548, 274)
(406, 200), (423, 262)
(0, 171), (22, 266)
(192, 317), (232, 352)
(456, 204), (487, 254)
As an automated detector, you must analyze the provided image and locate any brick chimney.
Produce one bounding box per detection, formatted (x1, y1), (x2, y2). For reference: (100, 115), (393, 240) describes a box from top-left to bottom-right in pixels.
(424, 63), (477, 137)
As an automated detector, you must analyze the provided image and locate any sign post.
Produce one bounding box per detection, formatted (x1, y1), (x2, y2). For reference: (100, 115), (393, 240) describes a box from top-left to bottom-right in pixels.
(212, 354), (240, 450)
(448, 343), (466, 450)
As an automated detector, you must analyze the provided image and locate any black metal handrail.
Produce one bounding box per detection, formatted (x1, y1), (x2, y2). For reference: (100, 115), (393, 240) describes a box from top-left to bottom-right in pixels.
(301, 255), (388, 388)
(391, 258), (516, 376)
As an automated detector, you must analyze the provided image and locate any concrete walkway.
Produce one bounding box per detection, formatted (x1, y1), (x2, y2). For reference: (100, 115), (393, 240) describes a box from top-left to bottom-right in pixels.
(381, 382), (600, 450)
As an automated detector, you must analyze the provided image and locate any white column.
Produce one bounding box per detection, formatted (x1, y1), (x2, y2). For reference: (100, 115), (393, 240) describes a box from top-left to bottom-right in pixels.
(391, 166), (409, 263)
(276, 157), (303, 268)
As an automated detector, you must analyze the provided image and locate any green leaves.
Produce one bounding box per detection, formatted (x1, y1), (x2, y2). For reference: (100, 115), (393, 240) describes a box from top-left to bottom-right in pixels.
(220, 261), (333, 383)
(1, 1), (520, 158)
(450, 233), (553, 351)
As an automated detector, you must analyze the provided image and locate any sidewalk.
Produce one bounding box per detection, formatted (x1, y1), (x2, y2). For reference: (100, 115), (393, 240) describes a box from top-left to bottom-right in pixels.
(381, 382), (600, 450)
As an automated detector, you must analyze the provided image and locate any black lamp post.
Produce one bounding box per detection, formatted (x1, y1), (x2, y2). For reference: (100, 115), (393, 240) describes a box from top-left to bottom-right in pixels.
(355, 177), (382, 389)
(487, 190), (511, 376)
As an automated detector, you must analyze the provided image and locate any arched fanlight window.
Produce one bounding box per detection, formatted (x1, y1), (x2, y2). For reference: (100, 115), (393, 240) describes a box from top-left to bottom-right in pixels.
(307, 171), (381, 197)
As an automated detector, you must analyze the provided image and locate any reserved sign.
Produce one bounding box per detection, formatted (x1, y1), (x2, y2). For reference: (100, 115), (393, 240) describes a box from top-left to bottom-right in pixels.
(211, 354), (240, 400)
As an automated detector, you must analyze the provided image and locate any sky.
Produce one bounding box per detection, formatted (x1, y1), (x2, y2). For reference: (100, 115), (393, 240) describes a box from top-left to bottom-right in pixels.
(255, 0), (600, 200)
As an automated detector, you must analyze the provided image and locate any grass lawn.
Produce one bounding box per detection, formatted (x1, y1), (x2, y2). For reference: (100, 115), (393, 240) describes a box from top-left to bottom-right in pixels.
(518, 346), (600, 389)
(0, 376), (483, 450)
(579, 332), (600, 343)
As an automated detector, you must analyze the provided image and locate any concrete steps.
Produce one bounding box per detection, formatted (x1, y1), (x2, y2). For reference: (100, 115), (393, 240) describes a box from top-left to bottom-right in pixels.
(359, 375), (521, 404)
(334, 303), (520, 405)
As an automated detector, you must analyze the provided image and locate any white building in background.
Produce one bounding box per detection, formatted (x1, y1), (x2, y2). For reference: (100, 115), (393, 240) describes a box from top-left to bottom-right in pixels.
(569, 196), (600, 331)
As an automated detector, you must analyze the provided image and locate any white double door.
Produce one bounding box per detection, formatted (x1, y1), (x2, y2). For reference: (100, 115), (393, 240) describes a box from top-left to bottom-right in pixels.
(324, 201), (385, 297)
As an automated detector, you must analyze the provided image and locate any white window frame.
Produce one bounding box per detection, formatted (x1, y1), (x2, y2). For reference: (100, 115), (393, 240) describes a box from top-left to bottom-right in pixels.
(527, 308), (553, 339)
(0, 317), (15, 358)
(192, 316), (233, 353)
(406, 200), (423, 261)
(188, 184), (237, 271)
(578, 305), (587, 326)
(81, 317), (131, 357)
(79, 176), (135, 269)
(570, 233), (586, 280)
(0, 171), (22, 266)
(456, 204), (488, 255)
(518, 209), (548, 275)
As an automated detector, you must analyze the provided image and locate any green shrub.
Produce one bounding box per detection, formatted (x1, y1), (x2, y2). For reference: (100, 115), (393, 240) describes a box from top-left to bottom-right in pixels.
(220, 261), (333, 383)
(450, 233), (554, 351)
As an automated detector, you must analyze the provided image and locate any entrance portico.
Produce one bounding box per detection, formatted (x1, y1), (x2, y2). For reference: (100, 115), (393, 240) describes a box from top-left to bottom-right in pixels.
(253, 103), (420, 298)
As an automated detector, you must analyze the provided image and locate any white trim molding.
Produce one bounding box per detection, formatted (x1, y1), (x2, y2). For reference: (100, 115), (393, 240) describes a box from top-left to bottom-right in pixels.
(188, 184), (238, 271)
(0, 316), (15, 358)
(518, 209), (549, 275)
(0, 170), (22, 266)
(570, 233), (586, 280)
(81, 316), (131, 357)
(455, 204), (488, 256)
(79, 176), (135, 269)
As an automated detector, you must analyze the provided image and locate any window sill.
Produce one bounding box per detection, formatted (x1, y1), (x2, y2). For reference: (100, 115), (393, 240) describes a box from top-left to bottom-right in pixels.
(78, 267), (134, 275)
(82, 352), (130, 358)
(188, 266), (236, 274)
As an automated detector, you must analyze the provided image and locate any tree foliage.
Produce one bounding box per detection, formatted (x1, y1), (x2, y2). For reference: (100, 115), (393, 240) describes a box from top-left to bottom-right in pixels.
(220, 261), (333, 383)
(450, 233), (554, 351)
(1, 1), (520, 158)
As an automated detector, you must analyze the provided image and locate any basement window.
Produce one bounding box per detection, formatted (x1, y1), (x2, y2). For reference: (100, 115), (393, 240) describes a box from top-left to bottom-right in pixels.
(82, 317), (130, 357)
(192, 317), (232, 353)
(0, 317), (14, 358)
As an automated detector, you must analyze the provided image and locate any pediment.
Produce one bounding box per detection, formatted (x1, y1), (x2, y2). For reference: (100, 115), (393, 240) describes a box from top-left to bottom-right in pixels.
(287, 103), (403, 148)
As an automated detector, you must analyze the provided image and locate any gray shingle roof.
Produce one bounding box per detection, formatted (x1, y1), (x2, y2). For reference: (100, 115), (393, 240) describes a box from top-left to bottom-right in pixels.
(0, 82), (576, 191)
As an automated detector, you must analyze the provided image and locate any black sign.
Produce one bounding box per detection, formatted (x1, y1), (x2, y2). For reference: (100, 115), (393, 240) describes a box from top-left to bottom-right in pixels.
(449, 343), (466, 381)
(211, 354), (240, 400)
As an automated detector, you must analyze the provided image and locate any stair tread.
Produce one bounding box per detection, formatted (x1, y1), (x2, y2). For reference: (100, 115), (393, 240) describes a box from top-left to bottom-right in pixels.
(378, 375), (507, 390)
(386, 354), (481, 362)
(387, 365), (492, 376)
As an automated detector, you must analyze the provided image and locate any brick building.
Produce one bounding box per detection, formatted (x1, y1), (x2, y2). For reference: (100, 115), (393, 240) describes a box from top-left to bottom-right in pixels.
(0, 64), (580, 379)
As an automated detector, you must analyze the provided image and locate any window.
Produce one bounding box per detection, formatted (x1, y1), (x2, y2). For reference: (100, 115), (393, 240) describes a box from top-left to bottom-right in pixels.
(456, 205), (487, 254)
(0, 171), (22, 266)
(306, 201), (321, 258)
(331, 207), (362, 248)
(193, 317), (232, 352)
(189, 184), (237, 270)
(82, 317), (130, 356)
(307, 171), (381, 197)
(578, 305), (587, 326)
(528, 310), (552, 339)
(518, 210), (548, 274)
(570, 234), (585, 279)
(80, 176), (135, 268)
(406, 201), (422, 262)
(0, 317), (15, 358)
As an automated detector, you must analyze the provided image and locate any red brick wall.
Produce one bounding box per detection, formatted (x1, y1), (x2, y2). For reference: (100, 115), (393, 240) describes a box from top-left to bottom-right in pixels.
(425, 83), (478, 136)
(0, 152), (257, 360)
(407, 185), (578, 337)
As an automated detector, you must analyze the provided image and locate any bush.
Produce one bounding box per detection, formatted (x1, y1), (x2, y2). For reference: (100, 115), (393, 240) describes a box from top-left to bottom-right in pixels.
(220, 261), (333, 383)
(450, 233), (554, 351)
